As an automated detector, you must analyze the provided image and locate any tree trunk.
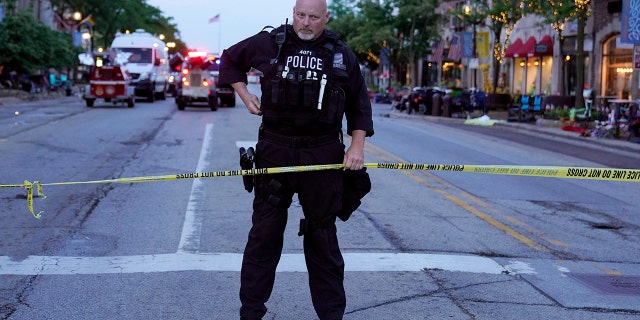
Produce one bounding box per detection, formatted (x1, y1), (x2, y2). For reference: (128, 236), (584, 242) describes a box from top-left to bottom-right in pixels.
(575, 11), (586, 109)
(557, 36), (566, 95)
(491, 28), (501, 94)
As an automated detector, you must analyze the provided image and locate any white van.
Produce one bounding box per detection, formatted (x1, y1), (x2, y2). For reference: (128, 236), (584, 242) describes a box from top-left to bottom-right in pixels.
(110, 29), (169, 102)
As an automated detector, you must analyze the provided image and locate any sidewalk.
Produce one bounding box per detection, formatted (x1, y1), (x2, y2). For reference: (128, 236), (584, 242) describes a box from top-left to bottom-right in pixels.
(386, 107), (640, 156)
(0, 93), (26, 106)
(0, 87), (82, 106)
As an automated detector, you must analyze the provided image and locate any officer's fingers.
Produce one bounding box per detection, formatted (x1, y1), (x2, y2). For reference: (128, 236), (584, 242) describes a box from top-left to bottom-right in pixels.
(251, 96), (262, 114)
(245, 103), (256, 114)
(352, 159), (364, 170)
(245, 100), (261, 115)
(343, 155), (363, 170)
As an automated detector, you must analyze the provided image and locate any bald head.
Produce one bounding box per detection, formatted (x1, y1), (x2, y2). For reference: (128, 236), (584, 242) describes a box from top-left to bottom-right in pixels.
(292, 0), (330, 41)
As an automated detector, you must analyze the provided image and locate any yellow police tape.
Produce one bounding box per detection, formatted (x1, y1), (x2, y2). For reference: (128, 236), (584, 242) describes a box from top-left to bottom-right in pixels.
(2, 163), (640, 219)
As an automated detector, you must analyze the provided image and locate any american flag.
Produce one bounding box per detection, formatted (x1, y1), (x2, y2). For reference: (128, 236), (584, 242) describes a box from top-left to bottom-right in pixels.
(208, 14), (220, 24)
(447, 34), (462, 61)
(433, 40), (445, 63)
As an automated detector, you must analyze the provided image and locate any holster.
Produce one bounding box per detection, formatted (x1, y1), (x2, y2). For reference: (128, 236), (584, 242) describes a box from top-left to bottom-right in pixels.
(239, 147), (255, 193)
(337, 168), (371, 221)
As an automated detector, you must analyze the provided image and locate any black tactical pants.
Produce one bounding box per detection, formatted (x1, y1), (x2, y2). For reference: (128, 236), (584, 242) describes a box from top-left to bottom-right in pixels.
(239, 138), (346, 320)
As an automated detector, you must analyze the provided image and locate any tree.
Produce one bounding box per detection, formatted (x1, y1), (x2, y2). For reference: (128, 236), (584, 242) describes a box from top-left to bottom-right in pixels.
(328, 0), (440, 87)
(534, 0), (575, 95)
(574, 0), (591, 109)
(0, 12), (80, 75)
(485, 0), (524, 93)
(327, 0), (363, 61)
(329, 0), (357, 18)
(448, 0), (526, 93)
(391, 0), (440, 86)
(48, 0), (182, 52)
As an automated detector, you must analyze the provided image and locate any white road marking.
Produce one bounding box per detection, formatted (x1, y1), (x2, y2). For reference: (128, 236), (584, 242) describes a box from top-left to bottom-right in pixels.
(0, 252), (507, 275)
(177, 123), (215, 253)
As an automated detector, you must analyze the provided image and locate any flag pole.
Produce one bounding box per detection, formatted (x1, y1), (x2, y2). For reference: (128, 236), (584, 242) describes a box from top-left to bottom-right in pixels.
(209, 14), (221, 54)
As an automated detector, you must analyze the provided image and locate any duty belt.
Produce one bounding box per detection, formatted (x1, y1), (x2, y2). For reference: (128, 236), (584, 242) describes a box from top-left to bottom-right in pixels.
(260, 129), (341, 148)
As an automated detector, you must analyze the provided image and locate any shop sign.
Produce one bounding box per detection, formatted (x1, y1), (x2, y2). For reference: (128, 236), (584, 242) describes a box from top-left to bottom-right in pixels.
(534, 44), (548, 54)
(469, 58), (479, 69)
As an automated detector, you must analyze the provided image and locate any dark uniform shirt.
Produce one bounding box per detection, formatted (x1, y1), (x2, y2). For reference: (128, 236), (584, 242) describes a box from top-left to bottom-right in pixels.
(219, 25), (374, 138)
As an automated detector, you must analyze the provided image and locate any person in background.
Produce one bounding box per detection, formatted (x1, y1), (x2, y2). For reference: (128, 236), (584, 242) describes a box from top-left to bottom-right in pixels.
(218, 0), (374, 319)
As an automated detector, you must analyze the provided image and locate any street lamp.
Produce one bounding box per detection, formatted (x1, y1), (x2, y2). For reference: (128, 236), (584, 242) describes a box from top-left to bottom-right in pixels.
(58, 10), (82, 33)
(463, 1), (483, 89)
(56, 9), (93, 48)
(81, 31), (92, 51)
(55, 9), (95, 82)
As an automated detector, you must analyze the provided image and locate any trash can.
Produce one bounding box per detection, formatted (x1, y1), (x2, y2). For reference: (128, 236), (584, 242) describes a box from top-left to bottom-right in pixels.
(442, 93), (451, 117)
(432, 91), (442, 116)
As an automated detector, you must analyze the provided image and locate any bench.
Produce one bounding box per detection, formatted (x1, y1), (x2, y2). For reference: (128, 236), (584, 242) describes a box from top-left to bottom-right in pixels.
(542, 95), (575, 109)
(485, 93), (512, 111)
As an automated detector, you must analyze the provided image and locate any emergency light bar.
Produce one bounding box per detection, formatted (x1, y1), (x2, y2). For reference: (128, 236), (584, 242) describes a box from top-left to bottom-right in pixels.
(187, 51), (208, 58)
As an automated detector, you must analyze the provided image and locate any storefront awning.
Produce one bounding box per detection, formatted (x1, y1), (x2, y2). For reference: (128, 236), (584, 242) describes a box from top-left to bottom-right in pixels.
(504, 38), (524, 58)
(517, 36), (537, 57)
(532, 35), (553, 56)
(510, 35), (553, 58)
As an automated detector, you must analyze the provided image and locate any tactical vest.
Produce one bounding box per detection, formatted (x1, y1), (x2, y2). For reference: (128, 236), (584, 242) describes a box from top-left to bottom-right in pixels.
(260, 25), (348, 133)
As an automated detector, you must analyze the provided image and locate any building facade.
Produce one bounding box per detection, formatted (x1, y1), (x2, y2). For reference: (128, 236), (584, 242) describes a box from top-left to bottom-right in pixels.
(429, 0), (633, 102)
(0, 0), (56, 28)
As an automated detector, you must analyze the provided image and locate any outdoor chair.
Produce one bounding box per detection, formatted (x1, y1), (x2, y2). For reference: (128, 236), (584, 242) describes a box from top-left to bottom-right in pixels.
(507, 94), (526, 121)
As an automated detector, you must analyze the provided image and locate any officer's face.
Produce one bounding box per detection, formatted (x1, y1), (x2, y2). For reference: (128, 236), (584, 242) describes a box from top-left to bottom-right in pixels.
(292, 0), (330, 41)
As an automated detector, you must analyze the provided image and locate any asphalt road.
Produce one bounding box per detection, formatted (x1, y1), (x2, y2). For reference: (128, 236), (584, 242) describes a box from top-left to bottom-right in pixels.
(1, 91), (639, 319)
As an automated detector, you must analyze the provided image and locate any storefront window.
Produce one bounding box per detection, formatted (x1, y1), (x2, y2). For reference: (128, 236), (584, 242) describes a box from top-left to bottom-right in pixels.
(540, 56), (553, 94)
(602, 34), (633, 98)
(422, 61), (438, 87)
(441, 62), (462, 87)
(513, 59), (526, 95)
(511, 56), (553, 96)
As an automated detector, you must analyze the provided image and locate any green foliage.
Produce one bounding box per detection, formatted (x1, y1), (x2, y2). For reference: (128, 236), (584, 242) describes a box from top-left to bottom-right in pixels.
(0, 0), (17, 11)
(328, 0), (358, 18)
(544, 105), (570, 119)
(48, 0), (182, 52)
(0, 0), (187, 77)
(327, 0), (440, 85)
(0, 12), (81, 74)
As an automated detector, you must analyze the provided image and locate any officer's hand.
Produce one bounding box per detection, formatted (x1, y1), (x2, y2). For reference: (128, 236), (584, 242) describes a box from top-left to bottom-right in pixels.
(344, 146), (364, 170)
(245, 94), (262, 115)
(344, 130), (366, 170)
(231, 82), (262, 116)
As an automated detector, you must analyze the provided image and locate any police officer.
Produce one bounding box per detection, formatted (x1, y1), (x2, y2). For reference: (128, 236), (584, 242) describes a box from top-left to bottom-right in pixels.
(219, 0), (373, 319)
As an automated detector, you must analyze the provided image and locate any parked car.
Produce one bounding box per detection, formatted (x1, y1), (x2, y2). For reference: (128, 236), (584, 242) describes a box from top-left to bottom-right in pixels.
(209, 71), (235, 107)
(166, 71), (179, 97)
(206, 56), (236, 107)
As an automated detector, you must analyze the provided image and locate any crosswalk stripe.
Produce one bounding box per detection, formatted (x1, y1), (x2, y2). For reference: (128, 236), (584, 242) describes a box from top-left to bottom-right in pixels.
(0, 252), (507, 275)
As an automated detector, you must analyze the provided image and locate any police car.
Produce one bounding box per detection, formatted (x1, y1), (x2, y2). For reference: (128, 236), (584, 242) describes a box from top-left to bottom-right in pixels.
(206, 55), (236, 107)
(175, 51), (218, 111)
(210, 70), (236, 107)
